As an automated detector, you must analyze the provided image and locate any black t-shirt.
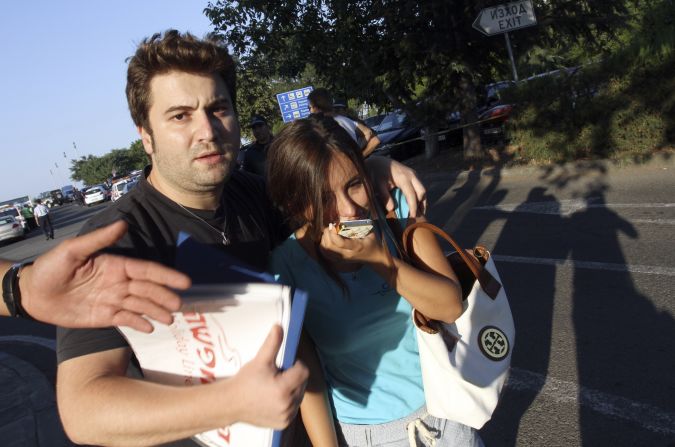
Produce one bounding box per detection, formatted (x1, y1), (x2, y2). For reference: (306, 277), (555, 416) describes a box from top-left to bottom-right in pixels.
(57, 167), (286, 364)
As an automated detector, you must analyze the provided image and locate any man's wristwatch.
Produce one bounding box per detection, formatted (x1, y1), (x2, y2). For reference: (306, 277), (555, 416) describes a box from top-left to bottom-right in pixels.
(2, 262), (33, 319)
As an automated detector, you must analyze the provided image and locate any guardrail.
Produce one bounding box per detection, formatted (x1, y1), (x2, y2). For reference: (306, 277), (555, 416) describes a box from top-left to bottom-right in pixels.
(376, 113), (509, 150)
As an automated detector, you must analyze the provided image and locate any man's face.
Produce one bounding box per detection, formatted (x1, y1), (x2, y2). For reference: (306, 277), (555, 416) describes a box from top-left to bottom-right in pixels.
(251, 122), (272, 144)
(140, 71), (240, 195)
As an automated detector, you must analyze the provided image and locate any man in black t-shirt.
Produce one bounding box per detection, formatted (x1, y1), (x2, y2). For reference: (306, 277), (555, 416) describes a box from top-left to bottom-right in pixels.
(56, 30), (426, 447)
(57, 31), (309, 447)
(241, 114), (273, 177)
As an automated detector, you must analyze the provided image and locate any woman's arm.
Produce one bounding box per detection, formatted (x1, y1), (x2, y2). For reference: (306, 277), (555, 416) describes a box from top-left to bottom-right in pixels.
(297, 332), (338, 447)
(355, 121), (381, 158)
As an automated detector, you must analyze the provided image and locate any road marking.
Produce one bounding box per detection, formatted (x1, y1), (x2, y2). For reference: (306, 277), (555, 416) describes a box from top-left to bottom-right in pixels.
(474, 200), (675, 218)
(0, 335), (56, 350)
(630, 218), (675, 225)
(493, 254), (675, 276)
(507, 367), (675, 435)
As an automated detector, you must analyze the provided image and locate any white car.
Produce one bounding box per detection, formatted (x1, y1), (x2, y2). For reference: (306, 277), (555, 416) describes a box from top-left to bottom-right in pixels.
(0, 215), (25, 243)
(119, 179), (139, 197)
(0, 206), (28, 232)
(84, 186), (109, 206)
(111, 180), (129, 202)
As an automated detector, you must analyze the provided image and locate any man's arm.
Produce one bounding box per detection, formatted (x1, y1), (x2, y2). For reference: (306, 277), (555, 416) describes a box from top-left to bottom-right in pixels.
(355, 121), (381, 158)
(2, 221), (191, 332)
(365, 156), (427, 217)
(57, 326), (308, 446)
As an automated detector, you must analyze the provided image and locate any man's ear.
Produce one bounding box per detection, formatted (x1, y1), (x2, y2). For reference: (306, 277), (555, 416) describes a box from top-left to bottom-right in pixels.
(138, 126), (153, 156)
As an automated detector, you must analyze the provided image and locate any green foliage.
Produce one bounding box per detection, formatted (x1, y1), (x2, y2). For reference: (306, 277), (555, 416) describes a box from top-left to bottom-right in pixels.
(205, 0), (625, 122)
(236, 64), (322, 141)
(204, 0), (633, 159)
(70, 140), (148, 185)
(505, 0), (675, 163)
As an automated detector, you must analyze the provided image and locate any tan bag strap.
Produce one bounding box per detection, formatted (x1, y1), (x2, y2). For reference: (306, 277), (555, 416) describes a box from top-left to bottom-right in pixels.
(401, 222), (501, 300)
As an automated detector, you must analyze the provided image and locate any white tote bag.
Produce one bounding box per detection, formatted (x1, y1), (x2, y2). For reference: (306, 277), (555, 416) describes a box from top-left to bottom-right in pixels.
(402, 222), (515, 429)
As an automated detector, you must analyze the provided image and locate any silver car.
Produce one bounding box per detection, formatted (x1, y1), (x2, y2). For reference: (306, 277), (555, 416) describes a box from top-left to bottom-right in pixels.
(0, 215), (25, 243)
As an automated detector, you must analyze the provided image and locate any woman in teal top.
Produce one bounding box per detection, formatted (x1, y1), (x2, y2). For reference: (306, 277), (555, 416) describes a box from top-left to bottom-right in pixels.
(268, 115), (482, 446)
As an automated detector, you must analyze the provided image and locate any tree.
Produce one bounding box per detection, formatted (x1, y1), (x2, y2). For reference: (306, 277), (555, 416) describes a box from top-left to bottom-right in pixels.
(69, 140), (148, 185)
(205, 0), (630, 159)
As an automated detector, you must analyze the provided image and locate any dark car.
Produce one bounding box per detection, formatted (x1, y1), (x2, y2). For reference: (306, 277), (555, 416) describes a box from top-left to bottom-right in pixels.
(372, 110), (462, 161)
(475, 81), (517, 143)
(363, 113), (387, 130)
(49, 189), (64, 206)
(478, 103), (514, 143)
(371, 111), (423, 160)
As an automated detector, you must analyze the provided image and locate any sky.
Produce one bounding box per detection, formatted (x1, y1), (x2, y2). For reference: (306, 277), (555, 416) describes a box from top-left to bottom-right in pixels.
(0, 0), (217, 200)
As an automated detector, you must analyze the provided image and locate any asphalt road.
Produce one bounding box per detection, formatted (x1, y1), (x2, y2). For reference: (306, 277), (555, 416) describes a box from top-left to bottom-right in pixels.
(1, 155), (674, 446)
(421, 154), (675, 446)
(0, 201), (112, 446)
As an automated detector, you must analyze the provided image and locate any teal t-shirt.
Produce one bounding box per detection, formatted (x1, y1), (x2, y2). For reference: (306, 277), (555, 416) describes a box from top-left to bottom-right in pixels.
(269, 190), (425, 424)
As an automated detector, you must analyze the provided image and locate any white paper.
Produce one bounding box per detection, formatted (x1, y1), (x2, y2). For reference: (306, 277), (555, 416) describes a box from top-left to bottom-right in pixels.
(118, 283), (293, 447)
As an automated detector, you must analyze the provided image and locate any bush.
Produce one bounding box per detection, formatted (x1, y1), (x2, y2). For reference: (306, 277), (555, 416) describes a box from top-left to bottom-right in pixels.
(504, 0), (675, 164)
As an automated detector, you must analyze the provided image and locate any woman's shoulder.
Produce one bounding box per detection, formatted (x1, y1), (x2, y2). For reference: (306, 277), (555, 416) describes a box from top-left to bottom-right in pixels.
(270, 235), (305, 266)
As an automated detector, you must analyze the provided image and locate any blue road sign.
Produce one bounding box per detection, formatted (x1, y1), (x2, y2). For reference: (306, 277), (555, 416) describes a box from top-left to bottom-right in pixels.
(276, 86), (313, 123)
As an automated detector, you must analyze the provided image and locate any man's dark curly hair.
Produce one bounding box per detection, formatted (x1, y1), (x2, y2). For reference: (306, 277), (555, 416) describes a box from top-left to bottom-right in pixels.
(126, 29), (237, 133)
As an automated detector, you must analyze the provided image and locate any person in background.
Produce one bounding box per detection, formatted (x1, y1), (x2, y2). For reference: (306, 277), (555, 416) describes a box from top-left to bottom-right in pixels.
(20, 204), (36, 231)
(33, 199), (54, 240)
(332, 98), (349, 116)
(74, 188), (85, 206)
(241, 114), (274, 177)
(308, 88), (381, 158)
(1, 220), (190, 331)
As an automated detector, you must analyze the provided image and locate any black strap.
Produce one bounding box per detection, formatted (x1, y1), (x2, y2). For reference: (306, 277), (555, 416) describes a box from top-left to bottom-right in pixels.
(2, 262), (33, 319)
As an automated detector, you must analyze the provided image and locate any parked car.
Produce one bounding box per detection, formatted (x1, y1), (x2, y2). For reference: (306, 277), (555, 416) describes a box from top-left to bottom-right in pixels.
(61, 185), (76, 203)
(363, 113), (387, 130)
(472, 81), (516, 143)
(0, 205), (28, 233)
(371, 111), (423, 160)
(49, 189), (64, 206)
(0, 215), (25, 243)
(478, 103), (514, 143)
(118, 179), (139, 199)
(111, 179), (129, 202)
(84, 185), (110, 206)
(372, 110), (462, 161)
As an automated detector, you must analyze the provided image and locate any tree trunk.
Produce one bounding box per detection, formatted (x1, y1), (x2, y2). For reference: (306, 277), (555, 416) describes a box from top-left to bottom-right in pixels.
(422, 126), (439, 160)
(459, 75), (483, 160)
(462, 119), (482, 159)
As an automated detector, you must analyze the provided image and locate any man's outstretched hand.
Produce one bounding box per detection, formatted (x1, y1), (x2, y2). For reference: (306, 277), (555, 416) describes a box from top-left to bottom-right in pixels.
(19, 221), (191, 331)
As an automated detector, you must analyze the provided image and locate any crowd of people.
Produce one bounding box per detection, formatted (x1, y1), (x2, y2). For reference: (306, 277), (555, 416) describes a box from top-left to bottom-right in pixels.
(1, 30), (481, 447)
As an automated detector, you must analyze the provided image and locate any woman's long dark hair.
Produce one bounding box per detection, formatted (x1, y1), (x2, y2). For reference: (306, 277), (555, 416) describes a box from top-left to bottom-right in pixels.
(267, 114), (385, 291)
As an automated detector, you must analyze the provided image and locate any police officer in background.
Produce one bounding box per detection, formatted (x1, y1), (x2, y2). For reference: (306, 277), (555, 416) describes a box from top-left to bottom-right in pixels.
(241, 114), (274, 177)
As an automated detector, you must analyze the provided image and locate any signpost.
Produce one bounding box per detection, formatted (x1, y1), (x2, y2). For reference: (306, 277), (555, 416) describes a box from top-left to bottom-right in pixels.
(276, 86), (314, 123)
(472, 0), (537, 81)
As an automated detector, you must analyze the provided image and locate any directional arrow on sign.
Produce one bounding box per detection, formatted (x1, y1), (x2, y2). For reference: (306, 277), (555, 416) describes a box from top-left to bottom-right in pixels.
(472, 0), (537, 36)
